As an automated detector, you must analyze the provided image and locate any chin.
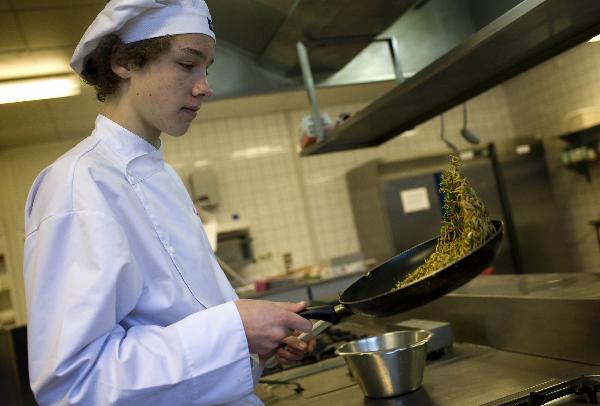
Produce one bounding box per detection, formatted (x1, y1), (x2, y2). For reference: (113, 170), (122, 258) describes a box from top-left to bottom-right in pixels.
(164, 125), (190, 137)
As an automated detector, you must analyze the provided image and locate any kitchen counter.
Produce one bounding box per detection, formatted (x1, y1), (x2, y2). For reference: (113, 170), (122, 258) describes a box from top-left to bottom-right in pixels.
(239, 271), (366, 303)
(451, 272), (600, 299)
(256, 342), (598, 405)
(256, 273), (600, 404)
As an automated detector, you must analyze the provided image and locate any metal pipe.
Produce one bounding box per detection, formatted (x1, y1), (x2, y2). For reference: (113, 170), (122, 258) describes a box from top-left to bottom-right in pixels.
(488, 143), (523, 274)
(296, 41), (325, 141)
(386, 37), (405, 85)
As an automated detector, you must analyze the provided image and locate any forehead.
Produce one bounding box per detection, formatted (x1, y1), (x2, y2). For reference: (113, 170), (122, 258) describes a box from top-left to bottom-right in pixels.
(169, 33), (215, 59)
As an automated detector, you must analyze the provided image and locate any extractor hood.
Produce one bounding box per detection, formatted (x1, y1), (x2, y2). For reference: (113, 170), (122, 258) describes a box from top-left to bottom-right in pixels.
(299, 0), (600, 156)
(205, 0), (417, 100)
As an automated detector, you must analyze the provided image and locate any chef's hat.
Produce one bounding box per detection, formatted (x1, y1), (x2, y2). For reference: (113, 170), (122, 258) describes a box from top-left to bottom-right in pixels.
(70, 0), (215, 76)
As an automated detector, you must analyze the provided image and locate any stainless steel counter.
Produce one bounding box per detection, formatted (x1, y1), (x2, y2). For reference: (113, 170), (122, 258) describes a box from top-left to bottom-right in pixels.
(257, 273), (600, 404)
(452, 273), (600, 298)
(353, 273), (600, 365)
(256, 342), (598, 405)
(240, 271), (365, 303)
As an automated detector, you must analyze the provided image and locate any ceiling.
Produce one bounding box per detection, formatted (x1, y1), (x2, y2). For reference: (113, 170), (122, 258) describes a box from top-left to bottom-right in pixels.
(0, 0), (415, 149)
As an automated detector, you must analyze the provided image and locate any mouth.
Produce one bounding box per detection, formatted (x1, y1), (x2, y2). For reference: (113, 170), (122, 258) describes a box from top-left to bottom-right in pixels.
(181, 106), (199, 119)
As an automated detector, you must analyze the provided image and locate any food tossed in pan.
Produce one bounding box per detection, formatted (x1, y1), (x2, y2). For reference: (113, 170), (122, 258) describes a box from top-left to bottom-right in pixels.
(395, 155), (495, 290)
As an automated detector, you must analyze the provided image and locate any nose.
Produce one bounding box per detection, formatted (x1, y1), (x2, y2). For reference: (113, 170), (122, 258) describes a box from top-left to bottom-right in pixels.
(192, 77), (213, 98)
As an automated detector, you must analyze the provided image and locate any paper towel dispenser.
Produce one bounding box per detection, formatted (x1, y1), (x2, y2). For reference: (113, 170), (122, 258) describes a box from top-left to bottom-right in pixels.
(217, 222), (254, 272)
(189, 167), (219, 209)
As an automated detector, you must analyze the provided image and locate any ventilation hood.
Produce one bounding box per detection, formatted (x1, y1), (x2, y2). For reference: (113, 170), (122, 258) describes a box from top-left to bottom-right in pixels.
(205, 0), (417, 99)
(297, 0), (600, 156)
(205, 0), (600, 157)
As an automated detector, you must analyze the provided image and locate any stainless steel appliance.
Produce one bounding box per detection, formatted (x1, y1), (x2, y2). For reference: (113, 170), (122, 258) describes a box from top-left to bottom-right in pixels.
(483, 376), (600, 405)
(0, 325), (35, 406)
(257, 342), (599, 405)
(335, 330), (431, 398)
(346, 138), (570, 274)
(256, 273), (600, 405)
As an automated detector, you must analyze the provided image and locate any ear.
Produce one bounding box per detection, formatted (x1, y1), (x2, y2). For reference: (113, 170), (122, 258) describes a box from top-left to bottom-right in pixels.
(111, 58), (132, 79)
(110, 45), (132, 79)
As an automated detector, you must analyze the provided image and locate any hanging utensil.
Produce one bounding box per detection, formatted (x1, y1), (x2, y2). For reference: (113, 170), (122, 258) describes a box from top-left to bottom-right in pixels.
(440, 114), (459, 153)
(461, 102), (481, 145)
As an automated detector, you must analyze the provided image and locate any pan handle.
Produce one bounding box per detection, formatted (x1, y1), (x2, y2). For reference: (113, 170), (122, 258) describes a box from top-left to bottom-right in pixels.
(298, 304), (351, 324)
(264, 304), (351, 369)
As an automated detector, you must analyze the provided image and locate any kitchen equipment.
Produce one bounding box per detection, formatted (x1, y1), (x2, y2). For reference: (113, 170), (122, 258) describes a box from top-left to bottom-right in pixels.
(348, 139), (570, 275)
(195, 207), (249, 287)
(299, 219), (503, 324)
(335, 329), (432, 398)
(483, 375), (600, 405)
(257, 273), (600, 405)
(387, 319), (453, 358)
(461, 102), (481, 145)
(398, 273), (600, 365)
(439, 114), (459, 153)
(257, 341), (600, 405)
(0, 325), (36, 405)
(263, 326), (365, 376)
(299, 0), (600, 157)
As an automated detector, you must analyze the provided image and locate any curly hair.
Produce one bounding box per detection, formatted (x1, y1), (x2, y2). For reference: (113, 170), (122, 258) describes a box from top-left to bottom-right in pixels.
(81, 34), (173, 102)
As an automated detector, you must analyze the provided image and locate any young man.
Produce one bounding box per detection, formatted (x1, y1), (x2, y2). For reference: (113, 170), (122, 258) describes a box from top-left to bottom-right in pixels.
(23, 1), (315, 404)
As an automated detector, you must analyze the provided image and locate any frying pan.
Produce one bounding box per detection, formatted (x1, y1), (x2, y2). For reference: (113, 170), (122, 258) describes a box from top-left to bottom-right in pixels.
(299, 219), (504, 324)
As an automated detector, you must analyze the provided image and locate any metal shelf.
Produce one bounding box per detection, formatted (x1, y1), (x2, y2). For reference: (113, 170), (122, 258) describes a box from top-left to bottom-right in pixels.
(300, 0), (600, 156)
(559, 123), (600, 182)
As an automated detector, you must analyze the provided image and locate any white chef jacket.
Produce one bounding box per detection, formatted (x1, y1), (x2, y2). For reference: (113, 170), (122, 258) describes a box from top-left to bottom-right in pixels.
(23, 115), (264, 406)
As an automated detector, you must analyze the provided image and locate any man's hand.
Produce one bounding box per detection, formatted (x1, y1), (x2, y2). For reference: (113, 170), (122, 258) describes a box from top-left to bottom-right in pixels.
(234, 299), (313, 357)
(273, 331), (317, 365)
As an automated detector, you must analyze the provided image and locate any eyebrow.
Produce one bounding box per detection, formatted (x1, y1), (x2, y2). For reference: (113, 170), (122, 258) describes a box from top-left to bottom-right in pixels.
(181, 47), (214, 65)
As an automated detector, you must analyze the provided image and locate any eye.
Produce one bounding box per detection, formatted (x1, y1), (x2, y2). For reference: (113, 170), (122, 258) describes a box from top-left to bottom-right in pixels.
(178, 62), (194, 71)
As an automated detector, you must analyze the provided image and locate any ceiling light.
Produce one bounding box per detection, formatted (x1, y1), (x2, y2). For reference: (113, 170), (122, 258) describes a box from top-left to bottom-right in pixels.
(588, 34), (600, 43)
(0, 74), (81, 104)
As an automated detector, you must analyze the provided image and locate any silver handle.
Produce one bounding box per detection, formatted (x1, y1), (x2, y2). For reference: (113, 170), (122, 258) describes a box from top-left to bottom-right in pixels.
(298, 319), (331, 341)
(265, 320), (331, 368)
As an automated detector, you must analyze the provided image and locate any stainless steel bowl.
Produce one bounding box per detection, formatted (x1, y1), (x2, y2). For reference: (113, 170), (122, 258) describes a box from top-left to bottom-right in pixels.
(335, 329), (432, 398)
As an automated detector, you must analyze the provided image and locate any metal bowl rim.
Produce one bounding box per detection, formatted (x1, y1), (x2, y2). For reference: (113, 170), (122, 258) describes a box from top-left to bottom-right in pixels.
(335, 329), (432, 356)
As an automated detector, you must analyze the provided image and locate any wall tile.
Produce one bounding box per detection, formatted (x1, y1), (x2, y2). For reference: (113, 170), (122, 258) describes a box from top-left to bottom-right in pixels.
(504, 42), (600, 273)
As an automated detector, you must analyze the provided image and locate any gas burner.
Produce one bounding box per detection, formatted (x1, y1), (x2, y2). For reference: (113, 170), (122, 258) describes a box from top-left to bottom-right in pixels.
(262, 327), (365, 376)
(483, 376), (600, 406)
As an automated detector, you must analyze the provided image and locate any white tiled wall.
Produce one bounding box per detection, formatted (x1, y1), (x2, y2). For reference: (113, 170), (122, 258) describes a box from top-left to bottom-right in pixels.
(163, 112), (316, 280)
(158, 83), (517, 281)
(503, 41), (600, 273)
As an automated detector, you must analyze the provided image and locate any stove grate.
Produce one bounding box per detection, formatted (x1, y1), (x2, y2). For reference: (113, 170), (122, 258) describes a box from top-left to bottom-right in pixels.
(483, 375), (600, 406)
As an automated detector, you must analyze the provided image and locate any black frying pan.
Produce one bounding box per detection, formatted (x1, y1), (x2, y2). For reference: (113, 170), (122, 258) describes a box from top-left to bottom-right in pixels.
(300, 219), (504, 323)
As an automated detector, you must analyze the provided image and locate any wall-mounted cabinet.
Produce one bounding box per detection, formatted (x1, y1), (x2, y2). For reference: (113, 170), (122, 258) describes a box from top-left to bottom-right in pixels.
(559, 124), (600, 182)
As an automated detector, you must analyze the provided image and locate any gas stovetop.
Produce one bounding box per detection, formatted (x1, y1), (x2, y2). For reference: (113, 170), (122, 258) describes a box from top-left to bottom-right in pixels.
(257, 341), (599, 405)
(483, 375), (600, 406)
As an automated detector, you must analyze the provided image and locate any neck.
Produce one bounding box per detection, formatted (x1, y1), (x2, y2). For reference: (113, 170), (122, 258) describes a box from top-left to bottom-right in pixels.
(103, 97), (161, 149)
